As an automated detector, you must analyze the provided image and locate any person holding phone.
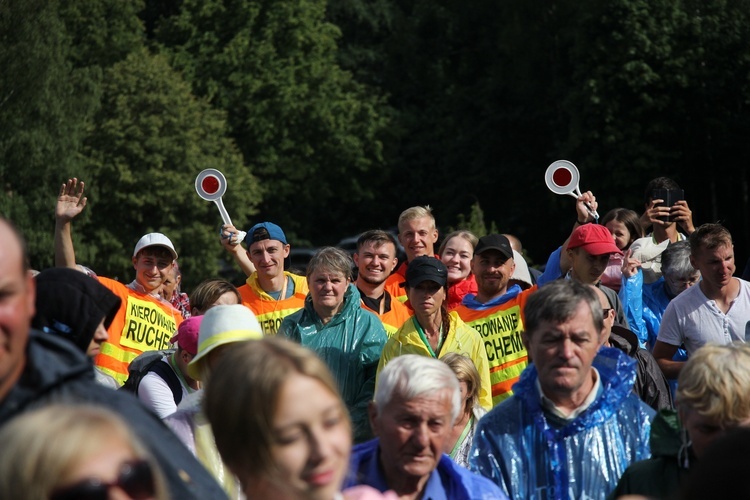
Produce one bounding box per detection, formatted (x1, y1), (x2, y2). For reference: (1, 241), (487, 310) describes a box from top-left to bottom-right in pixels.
(630, 177), (696, 284)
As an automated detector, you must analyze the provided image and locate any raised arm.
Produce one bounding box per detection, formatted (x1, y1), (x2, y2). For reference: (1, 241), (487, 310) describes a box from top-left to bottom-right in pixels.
(220, 223), (256, 277)
(558, 191), (599, 274)
(54, 178), (87, 269)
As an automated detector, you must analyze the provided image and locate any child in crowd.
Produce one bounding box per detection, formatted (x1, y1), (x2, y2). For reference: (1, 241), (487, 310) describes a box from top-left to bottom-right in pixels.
(600, 208), (644, 292)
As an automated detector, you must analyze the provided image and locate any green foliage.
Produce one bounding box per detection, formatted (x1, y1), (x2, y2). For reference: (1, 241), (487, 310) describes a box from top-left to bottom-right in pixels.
(76, 48), (260, 288)
(450, 201), (498, 238)
(0, 0), (100, 269)
(154, 0), (388, 243)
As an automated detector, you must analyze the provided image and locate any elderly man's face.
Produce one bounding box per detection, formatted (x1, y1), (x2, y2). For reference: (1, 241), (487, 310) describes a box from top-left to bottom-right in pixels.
(0, 222), (35, 398)
(524, 301), (604, 407)
(370, 389), (453, 484)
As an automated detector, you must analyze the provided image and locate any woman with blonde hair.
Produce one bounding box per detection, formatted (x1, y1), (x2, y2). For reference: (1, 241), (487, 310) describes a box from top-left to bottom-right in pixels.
(205, 337), (391, 499)
(440, 352), (488, 467)
(438, 230), (478, 309)
(611, 342), (750, 498)
(0, 404), (169, 500)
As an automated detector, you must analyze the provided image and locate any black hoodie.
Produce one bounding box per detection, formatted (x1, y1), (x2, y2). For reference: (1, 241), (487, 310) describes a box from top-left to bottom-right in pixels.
(0, 331), (227, 499)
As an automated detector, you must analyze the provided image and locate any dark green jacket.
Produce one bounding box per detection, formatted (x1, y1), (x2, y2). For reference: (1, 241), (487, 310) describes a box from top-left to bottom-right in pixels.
(609, 409), (693, 499)
(279, 285), (387, 443)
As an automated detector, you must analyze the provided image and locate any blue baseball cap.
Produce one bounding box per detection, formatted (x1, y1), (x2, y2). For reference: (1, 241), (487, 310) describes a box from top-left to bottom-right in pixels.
(244, 222), (288, 246)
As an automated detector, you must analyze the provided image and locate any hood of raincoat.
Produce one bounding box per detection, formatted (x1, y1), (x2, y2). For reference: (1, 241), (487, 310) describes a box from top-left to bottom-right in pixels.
(470, 347), (654, 499)
(280, 284), (388, 444)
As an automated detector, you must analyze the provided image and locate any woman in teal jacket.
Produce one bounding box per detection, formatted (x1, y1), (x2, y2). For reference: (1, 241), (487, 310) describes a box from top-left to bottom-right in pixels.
(279, 247), (387, 443)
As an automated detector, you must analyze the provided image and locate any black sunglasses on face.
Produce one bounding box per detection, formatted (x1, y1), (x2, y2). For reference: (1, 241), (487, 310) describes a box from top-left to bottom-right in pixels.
(50, 459), (155, 500)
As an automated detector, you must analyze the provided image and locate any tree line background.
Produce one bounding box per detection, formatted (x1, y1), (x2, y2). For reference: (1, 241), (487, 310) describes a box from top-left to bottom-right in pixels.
(2, 0), (749, 288)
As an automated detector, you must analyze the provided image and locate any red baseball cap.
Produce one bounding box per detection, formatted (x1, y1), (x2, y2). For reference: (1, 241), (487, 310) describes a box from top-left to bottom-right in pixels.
(170, 315), (202, 356)
(568, 224), (623, 256)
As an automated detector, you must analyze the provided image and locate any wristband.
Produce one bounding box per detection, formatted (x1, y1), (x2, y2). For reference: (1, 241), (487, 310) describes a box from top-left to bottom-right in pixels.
(577, 219), (588, 225)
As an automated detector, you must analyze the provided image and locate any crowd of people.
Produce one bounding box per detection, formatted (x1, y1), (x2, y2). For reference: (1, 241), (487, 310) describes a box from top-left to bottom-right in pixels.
(1, 175), (749, 499)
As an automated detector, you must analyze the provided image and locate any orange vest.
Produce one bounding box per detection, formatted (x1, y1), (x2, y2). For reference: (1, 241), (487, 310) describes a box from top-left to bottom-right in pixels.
(360, 293), (412, 337)
(454, 286), (536, 406)
(238, 272), (308, 336)
(95, 277), (184, 385)
(384, 265), (408, 304)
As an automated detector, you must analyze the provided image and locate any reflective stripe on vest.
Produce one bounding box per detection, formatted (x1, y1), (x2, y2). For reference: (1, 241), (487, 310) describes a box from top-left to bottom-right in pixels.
(457, 301), (529, 406)
(94, 283), (183, 386)
(239, 287), (307, 336)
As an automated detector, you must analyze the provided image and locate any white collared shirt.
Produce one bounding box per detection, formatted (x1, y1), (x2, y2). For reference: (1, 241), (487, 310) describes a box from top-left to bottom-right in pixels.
(537, 367), (601, 420)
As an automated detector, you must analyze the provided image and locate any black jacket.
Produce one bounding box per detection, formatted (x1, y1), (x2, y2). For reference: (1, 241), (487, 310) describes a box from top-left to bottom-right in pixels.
(610, 325), (674, 411)
(0, 331), (227, 499)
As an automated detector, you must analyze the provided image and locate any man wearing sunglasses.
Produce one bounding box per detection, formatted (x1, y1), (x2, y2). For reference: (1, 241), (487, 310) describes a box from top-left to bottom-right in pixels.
(0, 217), (227, 499)
(590, 285), (673, 412)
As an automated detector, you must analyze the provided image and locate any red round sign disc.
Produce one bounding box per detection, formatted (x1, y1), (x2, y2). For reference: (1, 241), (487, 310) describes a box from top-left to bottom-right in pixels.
(201, 176), (220, 195)
(552, 168), (572, 187)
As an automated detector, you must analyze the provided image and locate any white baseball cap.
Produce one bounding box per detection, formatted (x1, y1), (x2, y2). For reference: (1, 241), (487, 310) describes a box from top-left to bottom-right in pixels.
(132, 232), (178, 260)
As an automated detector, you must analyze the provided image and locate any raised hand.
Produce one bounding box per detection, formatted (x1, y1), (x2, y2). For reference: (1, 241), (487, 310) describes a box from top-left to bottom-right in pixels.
(670, 200), (695, 235)
(620, 249), (642, 278)
(576, 190), (598, 223)
(640, 198), (671, 230)
(56, 178), (87, 222)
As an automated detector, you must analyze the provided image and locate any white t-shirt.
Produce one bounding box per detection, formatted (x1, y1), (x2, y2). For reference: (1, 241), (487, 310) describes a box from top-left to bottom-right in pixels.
(630, 233), (687, 284)
(138, 357), (189, 419)
(657, 278), (750, 354)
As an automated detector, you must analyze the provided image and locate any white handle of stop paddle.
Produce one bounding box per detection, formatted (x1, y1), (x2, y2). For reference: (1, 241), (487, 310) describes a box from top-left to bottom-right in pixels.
(564, 186), (600, 220)
(214, 199), (246, 244)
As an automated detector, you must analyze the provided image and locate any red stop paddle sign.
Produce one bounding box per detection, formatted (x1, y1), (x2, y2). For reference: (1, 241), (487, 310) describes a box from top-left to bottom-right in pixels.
(545, 160), (580, 196)
(196, 169), (227, 201)
(544, 160), (599, 219)
(195, 169), (233, 226)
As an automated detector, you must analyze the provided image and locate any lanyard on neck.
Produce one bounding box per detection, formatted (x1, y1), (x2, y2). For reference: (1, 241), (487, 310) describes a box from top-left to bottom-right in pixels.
(413, 317), (444, 358)
(449, 415), (474, 459)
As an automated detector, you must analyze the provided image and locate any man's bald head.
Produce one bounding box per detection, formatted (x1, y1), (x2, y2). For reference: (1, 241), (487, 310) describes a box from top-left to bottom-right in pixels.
(0, 217), (35, 401)
(502, 234), (523, 253)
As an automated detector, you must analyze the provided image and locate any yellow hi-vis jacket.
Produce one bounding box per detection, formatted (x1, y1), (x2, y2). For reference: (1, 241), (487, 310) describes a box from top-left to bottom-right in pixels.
(376, 311), (493, 411)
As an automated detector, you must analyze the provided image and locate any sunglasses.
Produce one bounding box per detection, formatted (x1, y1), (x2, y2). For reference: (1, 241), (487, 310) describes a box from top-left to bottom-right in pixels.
(50, 460), (155, 500)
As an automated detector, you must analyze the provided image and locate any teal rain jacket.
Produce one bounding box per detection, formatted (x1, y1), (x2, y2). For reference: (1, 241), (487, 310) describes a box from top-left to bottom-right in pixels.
(469, 347), (654, 499)
(280, 285), (387, 443)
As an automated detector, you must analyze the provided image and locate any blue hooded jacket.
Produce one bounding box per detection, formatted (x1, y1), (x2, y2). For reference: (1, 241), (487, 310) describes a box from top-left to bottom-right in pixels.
(346, 438), (508, 500)
(469, 347), (654, 499)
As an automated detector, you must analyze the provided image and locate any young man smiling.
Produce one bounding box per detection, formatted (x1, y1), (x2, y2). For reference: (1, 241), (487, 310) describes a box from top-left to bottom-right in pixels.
(384, 206), (439, 305)
(54, 179), (184, 385)
(223, 221), (309, 336)
(353, 230), (411, 336)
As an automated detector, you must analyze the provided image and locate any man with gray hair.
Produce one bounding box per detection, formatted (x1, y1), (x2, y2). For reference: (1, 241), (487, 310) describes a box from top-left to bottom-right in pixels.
(344, 355), (506, 499)
(470, 280), (654, 499)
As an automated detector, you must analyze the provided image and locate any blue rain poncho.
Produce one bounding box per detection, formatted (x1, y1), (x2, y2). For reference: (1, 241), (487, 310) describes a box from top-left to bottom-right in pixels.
(469, 347), (654, 499)
(620, 270), (688, 357)
(279, 285), (387, 443)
